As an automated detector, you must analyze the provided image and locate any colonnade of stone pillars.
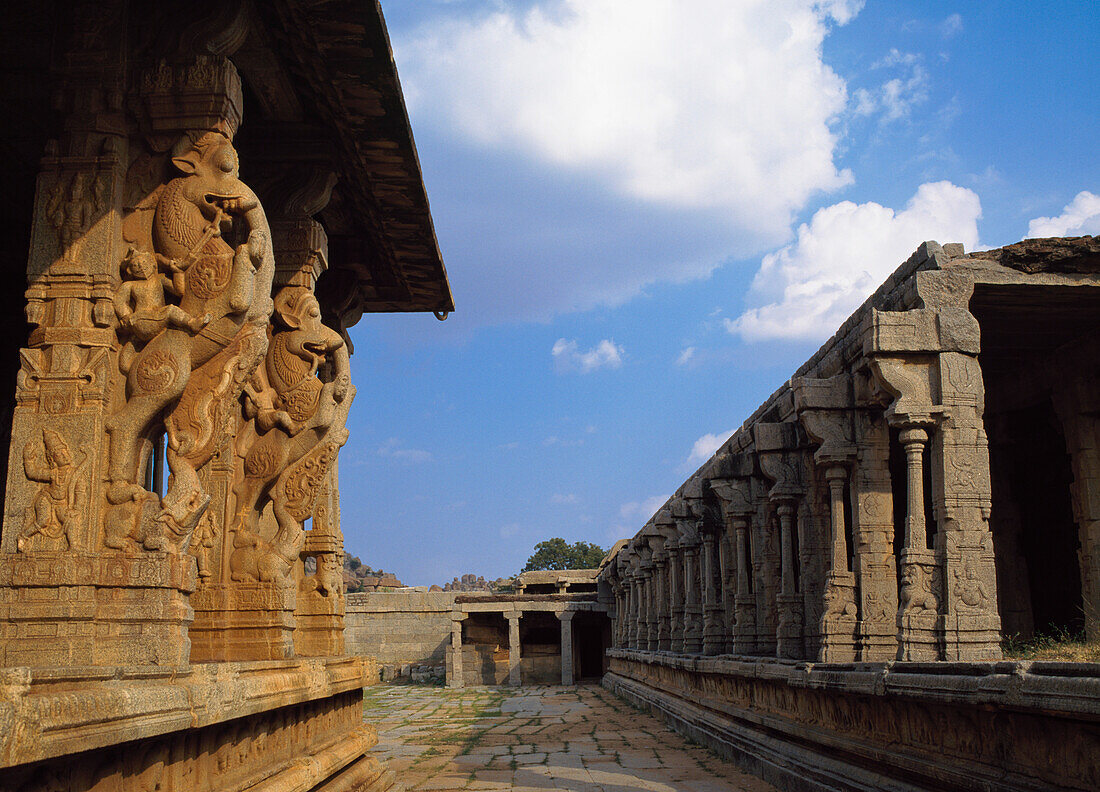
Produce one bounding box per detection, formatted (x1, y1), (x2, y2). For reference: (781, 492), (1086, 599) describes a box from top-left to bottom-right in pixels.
(600, 292), (1005, 662)
(446, 607), (582, 688)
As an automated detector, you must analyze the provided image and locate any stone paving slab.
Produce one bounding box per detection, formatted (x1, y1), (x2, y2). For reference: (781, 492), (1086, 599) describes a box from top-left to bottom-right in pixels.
(362, 683), (777, 792)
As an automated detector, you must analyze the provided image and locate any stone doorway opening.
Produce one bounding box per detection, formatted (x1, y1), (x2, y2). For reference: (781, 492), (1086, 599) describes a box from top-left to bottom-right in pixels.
(571, 611), (610, 680)
(519, 611), (561, 684)
(462, 612), (510, 685)
(972, 283), (1100, 641)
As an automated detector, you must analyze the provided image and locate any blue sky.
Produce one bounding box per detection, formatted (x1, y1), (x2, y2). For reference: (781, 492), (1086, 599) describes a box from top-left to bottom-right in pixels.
(339, 0), (1100, 585)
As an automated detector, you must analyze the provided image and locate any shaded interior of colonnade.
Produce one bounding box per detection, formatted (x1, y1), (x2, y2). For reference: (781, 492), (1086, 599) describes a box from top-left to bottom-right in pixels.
(572, 611), (611, 680)
(520, 612), (562, 684)
(462, 613), (510, 685)
(972, 283), (1099, 641)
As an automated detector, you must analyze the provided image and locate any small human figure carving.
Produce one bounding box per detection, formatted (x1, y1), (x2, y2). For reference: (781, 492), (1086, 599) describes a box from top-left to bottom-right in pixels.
(114, 247), (209, 372)
(953, 565), (989, 609)
(191, 509), (218, 578)
(18, 430), (88, 553)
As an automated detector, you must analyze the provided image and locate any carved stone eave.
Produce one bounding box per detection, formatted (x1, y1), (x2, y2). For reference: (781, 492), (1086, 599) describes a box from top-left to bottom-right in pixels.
(793, 373), (857, 468)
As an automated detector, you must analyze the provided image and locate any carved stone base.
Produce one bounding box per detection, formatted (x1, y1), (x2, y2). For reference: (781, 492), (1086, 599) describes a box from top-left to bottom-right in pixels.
(295, 609), (346, 657)
(702, 604), (725, 655)
(0, 658), (397, 792)
(189, 582), (296, 661)
(0, 552), (196, 668)
(683, 605), (703, 654)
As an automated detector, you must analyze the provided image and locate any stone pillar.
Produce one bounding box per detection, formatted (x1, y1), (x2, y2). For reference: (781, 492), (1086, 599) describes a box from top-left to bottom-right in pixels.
(897, 425), (940, 660)
(733, 516), (757, 653)
(655, 550), (671, 651)
(640, 562), (655, 651)
(447, 614), (464, 688)
(507, 612), (521, 686)
(775, 500), (804, 659)
(701, 530), (724, 655)
(559, 610), (574, 685)
(624, 570), (637, 648)
(717, 527), (734, 654)
(682, 538), (703, 654)
(668, 541), (685, 653)
(819, 465), (858, 661)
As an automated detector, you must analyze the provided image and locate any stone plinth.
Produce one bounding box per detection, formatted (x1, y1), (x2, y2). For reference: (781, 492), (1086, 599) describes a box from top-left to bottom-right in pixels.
(0, 657), (390, 790)
(0, 552), (195, 668)
(189, 582), (297, 662)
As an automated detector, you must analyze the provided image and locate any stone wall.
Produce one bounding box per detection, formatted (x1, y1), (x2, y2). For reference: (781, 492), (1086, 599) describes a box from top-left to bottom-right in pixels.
(605, 650), (1100, 792)
(346, 590), (456, 677)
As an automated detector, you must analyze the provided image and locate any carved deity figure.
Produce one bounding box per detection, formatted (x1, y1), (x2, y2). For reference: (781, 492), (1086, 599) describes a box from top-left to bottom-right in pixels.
(300, 553), (343, 600)
(17, 430), (88, 552)
(191, 509), (218, 578)
(104, 129), (274, 553)
(953, 565), (989, 609)
(228, 286), (351, 586)
(114, 247), (211, 372)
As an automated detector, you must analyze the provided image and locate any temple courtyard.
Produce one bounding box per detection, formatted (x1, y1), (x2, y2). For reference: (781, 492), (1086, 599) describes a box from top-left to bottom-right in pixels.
(363, 683), (778, 792)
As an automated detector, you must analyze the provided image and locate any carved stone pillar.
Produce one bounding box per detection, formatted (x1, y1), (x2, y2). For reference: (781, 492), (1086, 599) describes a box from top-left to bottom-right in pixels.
(869, 309), (1001, 660)
(654, 549), (671, 651)
(682, 536), (703, 654)
(717, 526), (734, 654)
(774, 500), (804, 659)
(639, 561), (654, 651)
(700, 529), (724, 655)
(817, 466), (858, 660)
(668, 539), (685, 653)
(896, 425), (940, 660)
(711, 467), (758, 656)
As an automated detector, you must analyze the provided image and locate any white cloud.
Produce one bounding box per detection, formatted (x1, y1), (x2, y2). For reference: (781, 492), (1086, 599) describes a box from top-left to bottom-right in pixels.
(853, 50), (928, 122)
(552, 338), (624, 373)
(1027, 191), (1100, 238)
(685, 430), (736, 469)
(729, 181), (982, 342)
(396, 0), (864, 324)
(939, 13), (964, 38)
(374, 438), (434, 464)
(609, 494), (671, 541)
(550, 493), (579, 505)
(675, 346), (696, 366)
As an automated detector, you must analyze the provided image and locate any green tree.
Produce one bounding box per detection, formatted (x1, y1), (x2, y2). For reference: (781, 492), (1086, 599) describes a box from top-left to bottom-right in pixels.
(522, 538), (607, 572)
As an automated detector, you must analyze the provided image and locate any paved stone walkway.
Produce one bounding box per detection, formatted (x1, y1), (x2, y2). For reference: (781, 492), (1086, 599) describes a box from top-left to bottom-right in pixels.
(363, 683), (777, 792)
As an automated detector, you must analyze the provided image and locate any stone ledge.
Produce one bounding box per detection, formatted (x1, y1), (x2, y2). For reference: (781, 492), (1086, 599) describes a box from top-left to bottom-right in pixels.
(607, 648), (1100, 717)
(0, 655), (373, 768)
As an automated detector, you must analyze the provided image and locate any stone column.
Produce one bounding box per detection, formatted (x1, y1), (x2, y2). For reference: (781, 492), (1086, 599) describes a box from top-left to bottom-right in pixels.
(682, 538), (703, 654)
(818, 465), (858, 661)
(507, 612), (522, 686)
(775, 500), (804, 659)
(640, 562), (655, 651)
(559, 610), (575, 685)
(717, 527), (734, 654)
(668, 541), (685, 653)
(701, 530), (724, 655)
(897, 425), (940, 660)
(733, 516), (757, 653)
(625, 570), (638, 649)
(447, 614), (465, 688)
(655, 550), (671, 651)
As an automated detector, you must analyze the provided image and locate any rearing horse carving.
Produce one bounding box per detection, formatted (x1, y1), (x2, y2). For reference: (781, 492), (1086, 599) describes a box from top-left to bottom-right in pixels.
(105, 130), (275, 551)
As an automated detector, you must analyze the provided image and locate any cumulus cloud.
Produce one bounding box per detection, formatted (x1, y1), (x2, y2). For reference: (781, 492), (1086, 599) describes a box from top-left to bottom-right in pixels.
(396, 0), (863, 324)
(374, 438), (434, 464)
(729, 181), (982, 342)
(552, 338), (624, 373)
(685, 430), (736, 469)
(1027, 191), (1100, 238)
(550, 493), (579, 505)
(609, 494), (671, 541)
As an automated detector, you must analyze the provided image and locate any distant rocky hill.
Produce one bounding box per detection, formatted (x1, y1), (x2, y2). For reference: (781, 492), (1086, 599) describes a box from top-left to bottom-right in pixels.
(437, 573), (514, 593)
(343, 554), (403, 593)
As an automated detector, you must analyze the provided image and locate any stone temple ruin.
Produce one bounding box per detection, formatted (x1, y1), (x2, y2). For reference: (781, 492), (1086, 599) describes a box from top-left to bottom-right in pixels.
(0, 1), (451, 790)
(0, 2), (1098, 792)
(598, 237), (1100, 790)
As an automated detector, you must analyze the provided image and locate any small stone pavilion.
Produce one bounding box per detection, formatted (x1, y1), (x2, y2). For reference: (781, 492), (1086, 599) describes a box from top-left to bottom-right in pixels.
(600, 238), (1100, 791)
(447, 569), (611, 687)
(0, 1), (450, 790)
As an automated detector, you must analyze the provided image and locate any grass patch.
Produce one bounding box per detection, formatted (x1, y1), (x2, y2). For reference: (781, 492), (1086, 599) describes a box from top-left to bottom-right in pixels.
(1002, 627), (1100, 662)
